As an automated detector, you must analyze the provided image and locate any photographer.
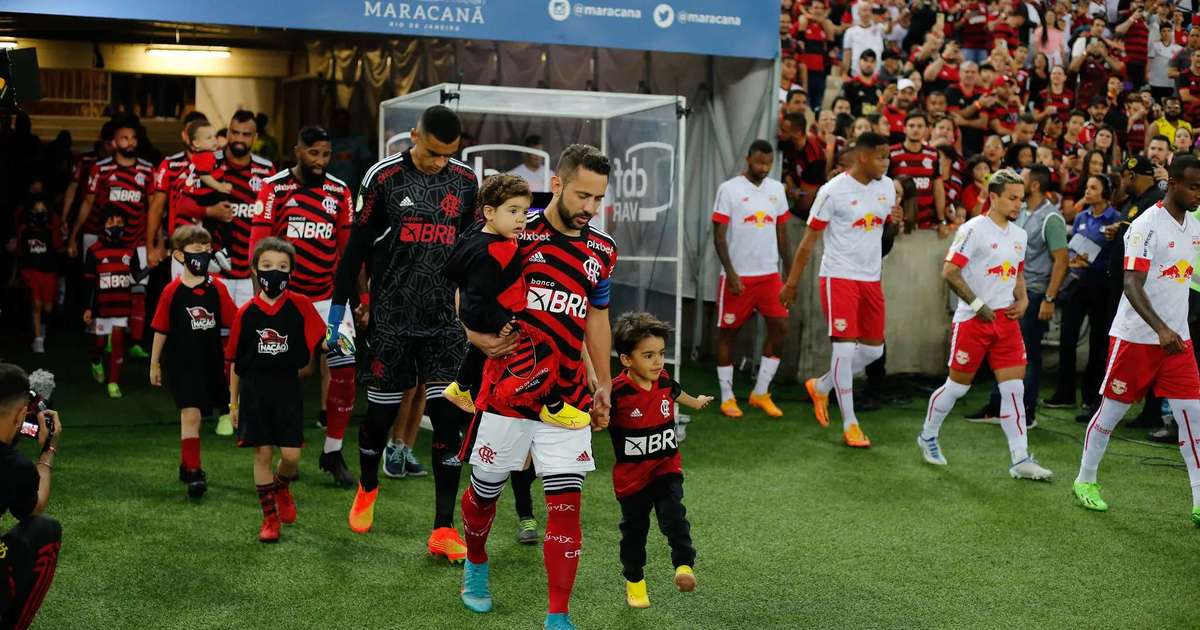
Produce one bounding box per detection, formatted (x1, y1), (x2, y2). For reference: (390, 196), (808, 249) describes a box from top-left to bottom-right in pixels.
(0, 363), (62, 630)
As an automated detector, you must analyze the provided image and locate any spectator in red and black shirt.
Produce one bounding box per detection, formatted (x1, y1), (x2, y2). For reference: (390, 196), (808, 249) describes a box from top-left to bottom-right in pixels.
(1115, 0), (1151, 85)
(889, 110), (945, 230)
(796, 0), (836, 110)
(1037, 66), (1073, 124)
(1125, 92), (1151, 157)
(882, 78), (919, 144)
(947, 61), (989, 155)
(606, 312), (712, 598)
(795, 110), (843, 218)
(1177, 49), (1200, 126)
(958, 1), (992, 63)
(1070, 37), (1124, 108)
(922, 40), (962, 96)
(841, 50), (883, 116)
(988, 4), (1022, 51)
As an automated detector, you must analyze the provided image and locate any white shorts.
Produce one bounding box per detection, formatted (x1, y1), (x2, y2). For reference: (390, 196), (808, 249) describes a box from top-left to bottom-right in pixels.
(91, 316), (128, 336)
(468, 412), (595, 476)
(224, 277), (256, 307)
(82, 233), (99, 252)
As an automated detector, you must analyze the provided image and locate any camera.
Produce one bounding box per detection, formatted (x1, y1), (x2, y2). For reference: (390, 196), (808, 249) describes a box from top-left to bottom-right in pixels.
(20, 391), (48, 439)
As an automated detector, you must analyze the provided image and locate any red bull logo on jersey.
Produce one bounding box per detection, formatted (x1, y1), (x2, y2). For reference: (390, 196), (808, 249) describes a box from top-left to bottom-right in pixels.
(742, 211), (775, 228)
(286, 217), (334, 240)
(1158, 260), (1194, 283)
(187, 306), (216, 331)
(109, 188), (143, 203)
(851, 213), (884, 232)
(257, 328), (289, 355)
(985, 261), (1018, 281)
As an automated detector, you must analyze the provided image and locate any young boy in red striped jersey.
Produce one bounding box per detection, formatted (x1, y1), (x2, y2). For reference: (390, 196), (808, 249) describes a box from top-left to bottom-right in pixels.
(608, 312), (712, 609)
(81, 209), (146, 398)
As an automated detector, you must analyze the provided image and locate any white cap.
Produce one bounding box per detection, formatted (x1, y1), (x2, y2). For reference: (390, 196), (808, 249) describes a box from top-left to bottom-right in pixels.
(897, 78), (916, 92)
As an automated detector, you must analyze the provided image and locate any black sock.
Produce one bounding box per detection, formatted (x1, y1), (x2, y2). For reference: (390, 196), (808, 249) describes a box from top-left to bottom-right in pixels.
(511, 465), (536, 520)
(428, 397), (468, 529)
(359, 399), (399, 492)
(545, 400), (564, 414)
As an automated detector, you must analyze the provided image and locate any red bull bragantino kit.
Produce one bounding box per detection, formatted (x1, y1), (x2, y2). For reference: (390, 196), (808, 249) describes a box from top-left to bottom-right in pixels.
(807, 171), (897, 282)
(710, 174), (790, 278)
(944, 214), (1028, 323)
(1112, 202), (1200, 344)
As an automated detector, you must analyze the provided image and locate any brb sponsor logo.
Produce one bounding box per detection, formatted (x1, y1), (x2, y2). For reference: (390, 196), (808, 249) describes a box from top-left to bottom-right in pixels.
(108, 188), (143, 203)
(231, 203), (256, 219)
(623, 428), (678, 456)
(256, 328), (289, 355)
(98, 273), (132, 290)
(608, 142), (674, 222)
(399, 220), (456, 244)
(527, 286), (588, 318)
(187, 306), (216, 331)
(286, 217), (334, 240)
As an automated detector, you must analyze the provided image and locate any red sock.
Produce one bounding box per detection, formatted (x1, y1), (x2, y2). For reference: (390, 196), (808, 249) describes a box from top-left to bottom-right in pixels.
(544, 491), (582, 614)
(325, 366), (356, 441)
(92, 334), (106, 364)
(181, 437), (202, 470)
(108, 327), (126, 383)
(460, 486), (497, 564)
(129, 292), (145, 341)
(256, 482), (277, 519)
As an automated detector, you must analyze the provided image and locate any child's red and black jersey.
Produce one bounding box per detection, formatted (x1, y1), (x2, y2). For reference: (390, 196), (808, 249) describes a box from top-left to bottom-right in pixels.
(154, 150), (205, 238)
(608, 369), (683, 499)
(153, 276), (237, 368)
(888, 142), (941, 227)
(87, 157), (155, 248)
(214, 152), (275, 279)
(82, 239), (140, 317)
(226, 291), (325, 375)
(249, 169), (353, 300)
(17, 219), (64, 273)
(444, 228), (526, 334)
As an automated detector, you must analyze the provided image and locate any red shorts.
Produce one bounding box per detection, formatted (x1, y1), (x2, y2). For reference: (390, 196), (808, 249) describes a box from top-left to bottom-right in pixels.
(1099, 337), (1200, 403)
(717, 273), (788, 329)
(818, 277), (885, 340)
(947, 316), (1027, 374)
(21, 270), (57, 304)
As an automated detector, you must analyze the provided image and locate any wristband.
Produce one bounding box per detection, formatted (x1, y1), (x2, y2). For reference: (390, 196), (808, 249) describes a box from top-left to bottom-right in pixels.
(359, 292), (370, 308)
(969, 298), (985, 312)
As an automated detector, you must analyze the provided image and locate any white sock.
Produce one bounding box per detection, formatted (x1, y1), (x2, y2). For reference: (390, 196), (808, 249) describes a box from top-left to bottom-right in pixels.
(323, 437), (343, 454)
(998, 379), (1030, 465)
(752, 356), (781, 396)
(830, 342), (858, 429)
(921, 379), (970, 439)
(815, 370), (834, 395)
(1076, 398), (1131, 484)
(717, 365), (734, 402)
(851, 343), (884, 377)
(1168, 398), (1200, 508)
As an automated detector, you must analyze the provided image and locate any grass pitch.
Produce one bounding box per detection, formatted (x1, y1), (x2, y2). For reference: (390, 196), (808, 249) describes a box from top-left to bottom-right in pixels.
(4, 334), (1198, 629)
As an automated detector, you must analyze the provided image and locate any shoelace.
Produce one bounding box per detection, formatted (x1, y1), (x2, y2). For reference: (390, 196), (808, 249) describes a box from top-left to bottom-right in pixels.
(519, 519), (537, 532)
(405, 448), (420, 466)
(923, 437), (941, 458)
(386, 447), (404, 467)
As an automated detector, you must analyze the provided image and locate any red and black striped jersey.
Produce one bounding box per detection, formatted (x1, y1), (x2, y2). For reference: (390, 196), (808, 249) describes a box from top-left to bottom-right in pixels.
(1038, 88), (1073, 124)
(798, 21), (828, 72)
(87, 157), (155, 248)
(82, 240), (141, 318)
(608, 369), (683, 499)
(888, 143), (941, 227)
(481, 211), (618, 417)
(1123, 16), (1149, 63)
(215, 152), (275, 279)
(71, 150), (102, 233)
(1127, 117), (1148, 155)
(249, 169), (352, 301)
(154, 151), (205, 240)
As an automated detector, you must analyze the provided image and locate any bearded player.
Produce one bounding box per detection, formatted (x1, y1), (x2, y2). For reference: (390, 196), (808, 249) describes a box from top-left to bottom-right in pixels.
(916, 168), (1053, 480)
(457, 144), (616, 630)
(1073, 154), (1200, 526)
(248, 126), (357, 488)
(780, 132), (897, 448)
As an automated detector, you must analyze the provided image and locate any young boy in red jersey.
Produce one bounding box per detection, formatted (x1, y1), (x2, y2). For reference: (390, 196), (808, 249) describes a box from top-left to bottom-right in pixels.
(14, 193), (64, 353)
(227, 237), (325, 543)
(82, 209), (145, 398)
(608, 312), (713, 609)
(150, 225), (236, 499)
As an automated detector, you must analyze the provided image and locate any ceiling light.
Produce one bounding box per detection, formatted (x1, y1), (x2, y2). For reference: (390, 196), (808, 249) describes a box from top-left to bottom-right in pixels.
(145, 46), (230, 60)
(0, 40), (18, 51)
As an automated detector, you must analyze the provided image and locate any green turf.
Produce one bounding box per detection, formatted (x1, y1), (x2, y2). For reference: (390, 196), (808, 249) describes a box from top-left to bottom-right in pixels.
(4, 335), (1199, 629)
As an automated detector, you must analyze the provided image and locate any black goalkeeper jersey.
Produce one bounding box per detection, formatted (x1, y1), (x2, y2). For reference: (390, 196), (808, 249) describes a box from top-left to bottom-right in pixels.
(333, 149), (478, 338)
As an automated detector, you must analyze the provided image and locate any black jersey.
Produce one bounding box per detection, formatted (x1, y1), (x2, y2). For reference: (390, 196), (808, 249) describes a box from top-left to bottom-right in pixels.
(151, 276), (237, 368)
(225, 291), (325, 376)
(444, 229), (526, 334)
(332, 150), (478, 338)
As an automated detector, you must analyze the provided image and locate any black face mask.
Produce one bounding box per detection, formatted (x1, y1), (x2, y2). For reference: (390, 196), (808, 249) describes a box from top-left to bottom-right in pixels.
(257, 269), (289, 298)
(30, 212), (49, 226)
(182, 251), (212, 276)
(104, 226), (124, 242)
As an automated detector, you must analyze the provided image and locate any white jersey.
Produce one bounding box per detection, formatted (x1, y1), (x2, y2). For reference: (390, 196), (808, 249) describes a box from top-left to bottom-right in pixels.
(945, 214), (1028, 323)
(1110, 203), (1200, 344)
(711, 175), (789, 278)
(808, 172), (896, 282)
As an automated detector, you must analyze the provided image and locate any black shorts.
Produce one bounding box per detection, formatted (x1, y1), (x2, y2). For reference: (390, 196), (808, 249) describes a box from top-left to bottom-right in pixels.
(236, 375), (304, 448)
(365, 329), (466, 394)
(165, 355), (225, 412)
